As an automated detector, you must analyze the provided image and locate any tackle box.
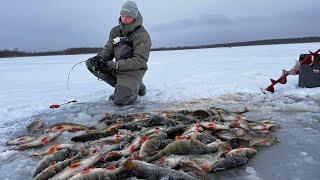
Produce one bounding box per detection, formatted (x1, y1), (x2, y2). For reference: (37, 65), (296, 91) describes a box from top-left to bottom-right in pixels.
(298, 54), (320, 88)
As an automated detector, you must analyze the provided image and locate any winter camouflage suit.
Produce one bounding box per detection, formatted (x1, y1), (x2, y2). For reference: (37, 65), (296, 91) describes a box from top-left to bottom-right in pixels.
(86, 12), (152, 106)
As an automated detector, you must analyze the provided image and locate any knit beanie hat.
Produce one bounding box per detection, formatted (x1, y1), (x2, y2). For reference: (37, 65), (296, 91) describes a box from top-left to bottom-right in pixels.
(120, 1), (139, 19)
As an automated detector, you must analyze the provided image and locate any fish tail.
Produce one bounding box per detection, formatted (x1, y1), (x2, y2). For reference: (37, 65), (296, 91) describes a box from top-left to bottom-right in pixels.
(220, 143), (232, 153)
(146, 152), (163, 163)
(87, 125), (97, 131)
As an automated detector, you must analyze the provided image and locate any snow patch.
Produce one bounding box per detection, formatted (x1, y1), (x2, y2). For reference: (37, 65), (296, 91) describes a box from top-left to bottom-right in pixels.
(0, 150), (18, 162)
(287, 152), (320, 169)
(245, 167), (262, 180)
(304, 127), (318, 133)
(300, 152), (308, 156)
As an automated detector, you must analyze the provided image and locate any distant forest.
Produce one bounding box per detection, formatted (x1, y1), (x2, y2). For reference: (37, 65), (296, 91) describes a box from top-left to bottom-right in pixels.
(1, 37), (320, 58)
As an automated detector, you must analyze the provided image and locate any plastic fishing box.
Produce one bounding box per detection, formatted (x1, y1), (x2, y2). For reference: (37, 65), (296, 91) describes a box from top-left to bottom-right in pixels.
(298, 54), (320, 88)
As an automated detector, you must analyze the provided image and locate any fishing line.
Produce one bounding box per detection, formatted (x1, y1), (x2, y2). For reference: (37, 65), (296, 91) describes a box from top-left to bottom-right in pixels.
(67, 60), (86, 91)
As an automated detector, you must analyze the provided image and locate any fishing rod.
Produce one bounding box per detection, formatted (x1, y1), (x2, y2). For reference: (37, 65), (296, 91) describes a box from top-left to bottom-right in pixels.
(67, 60), (86, 91)
(49, 100), (77, 109)
(49, 60), (86, 109)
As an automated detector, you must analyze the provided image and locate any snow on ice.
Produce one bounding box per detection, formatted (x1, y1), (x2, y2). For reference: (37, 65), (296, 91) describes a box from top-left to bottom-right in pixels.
(0, 42), (319, 179)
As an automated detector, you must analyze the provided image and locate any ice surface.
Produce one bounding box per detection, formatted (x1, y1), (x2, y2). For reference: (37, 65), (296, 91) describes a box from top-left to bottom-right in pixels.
(0, 43), (320, 179)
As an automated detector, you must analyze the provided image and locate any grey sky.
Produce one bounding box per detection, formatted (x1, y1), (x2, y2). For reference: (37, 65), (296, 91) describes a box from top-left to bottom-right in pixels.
(1, 0), (319, 51)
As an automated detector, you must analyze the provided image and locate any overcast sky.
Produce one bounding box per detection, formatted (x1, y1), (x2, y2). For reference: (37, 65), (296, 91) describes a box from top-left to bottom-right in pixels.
(1, 0), (319, 51)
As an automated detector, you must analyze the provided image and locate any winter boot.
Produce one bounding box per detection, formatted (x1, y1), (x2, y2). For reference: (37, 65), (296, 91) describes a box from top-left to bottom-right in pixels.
(138, 82), (146, 96)
(109, 94), (114, 101)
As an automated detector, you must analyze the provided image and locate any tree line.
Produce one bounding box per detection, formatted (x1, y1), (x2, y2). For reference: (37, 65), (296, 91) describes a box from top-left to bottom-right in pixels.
(0, 47), (102, 58)
(1, 37), (320, 58)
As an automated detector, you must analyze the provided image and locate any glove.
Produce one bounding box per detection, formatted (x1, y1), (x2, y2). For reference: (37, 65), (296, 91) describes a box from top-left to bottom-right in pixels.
(88, 55), (108, 71)
(107, 61), (118, 71)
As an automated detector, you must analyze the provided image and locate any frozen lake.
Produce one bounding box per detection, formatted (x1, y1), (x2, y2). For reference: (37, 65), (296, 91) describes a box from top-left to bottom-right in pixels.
(0, 43), (319, 179)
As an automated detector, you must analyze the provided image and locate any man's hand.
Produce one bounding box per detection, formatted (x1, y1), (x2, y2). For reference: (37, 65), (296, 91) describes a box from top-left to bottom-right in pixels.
(89, 55), (104, 67)
(88, 55), (109, 71)
(107, 61), (118, 71)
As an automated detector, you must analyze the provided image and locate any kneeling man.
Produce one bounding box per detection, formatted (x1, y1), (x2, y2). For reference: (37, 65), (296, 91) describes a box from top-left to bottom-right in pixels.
(86, 1), (152, 106)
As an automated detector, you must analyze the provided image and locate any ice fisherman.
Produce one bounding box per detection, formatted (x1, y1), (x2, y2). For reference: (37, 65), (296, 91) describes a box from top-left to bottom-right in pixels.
(86, 1), (152, 106)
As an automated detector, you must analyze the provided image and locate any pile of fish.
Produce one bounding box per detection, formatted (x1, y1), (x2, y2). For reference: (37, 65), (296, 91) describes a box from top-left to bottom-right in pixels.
(5, 106), (280, 180)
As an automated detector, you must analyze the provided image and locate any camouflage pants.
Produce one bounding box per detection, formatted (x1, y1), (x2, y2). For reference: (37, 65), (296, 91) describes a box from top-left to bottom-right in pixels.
(86, 59), (145, 106)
